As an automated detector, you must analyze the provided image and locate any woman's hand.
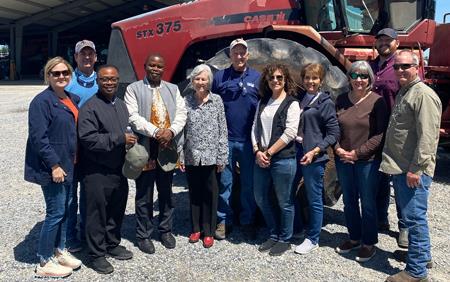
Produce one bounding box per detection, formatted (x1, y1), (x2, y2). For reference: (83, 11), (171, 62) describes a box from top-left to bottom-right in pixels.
(52, 165), (67, 183)
(179, 163), (185, 172)
(255, 151), (270, 168)
(300, 150), (316, 165)
(335, 148), (347, 158)
(337, 149), (357, 164)
(346, 150), (358, 162)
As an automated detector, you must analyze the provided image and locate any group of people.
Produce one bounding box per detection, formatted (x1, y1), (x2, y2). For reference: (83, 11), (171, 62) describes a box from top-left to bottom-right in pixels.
(25, 28), (441, 282)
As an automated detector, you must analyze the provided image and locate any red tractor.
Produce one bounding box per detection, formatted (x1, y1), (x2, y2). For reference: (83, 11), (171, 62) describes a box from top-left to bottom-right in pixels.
(107, 0), (449, 206)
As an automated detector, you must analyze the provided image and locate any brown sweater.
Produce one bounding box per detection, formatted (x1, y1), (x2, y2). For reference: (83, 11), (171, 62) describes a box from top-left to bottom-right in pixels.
(335, 91), (388, 160)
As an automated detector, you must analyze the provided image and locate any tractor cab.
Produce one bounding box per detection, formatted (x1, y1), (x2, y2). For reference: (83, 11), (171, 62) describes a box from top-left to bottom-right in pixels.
(304, 0), (435, 36)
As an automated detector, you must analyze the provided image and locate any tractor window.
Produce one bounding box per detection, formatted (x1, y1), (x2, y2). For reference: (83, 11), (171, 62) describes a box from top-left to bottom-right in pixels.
(388, 0), (423, 31)
(343, 0), (379, 32)
(304, 0), (337, 31)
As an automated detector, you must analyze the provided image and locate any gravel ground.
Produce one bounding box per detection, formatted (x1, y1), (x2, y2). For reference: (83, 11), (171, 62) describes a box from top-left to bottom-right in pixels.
(0, 84), (449, 281)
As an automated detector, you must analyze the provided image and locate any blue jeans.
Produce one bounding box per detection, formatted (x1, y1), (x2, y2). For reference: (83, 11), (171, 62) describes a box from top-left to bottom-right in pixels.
(393, 173), (432, 278)
(302, 160), (326, 244)
(336, 158), (379, 245)
(218, 140), (256, 225)
(254, 157), (296, 242)
(377, 172), (405, 229)
(38, 182), (71, 261)
(293, 143), (304, 233)
(67, 180), (86, 243)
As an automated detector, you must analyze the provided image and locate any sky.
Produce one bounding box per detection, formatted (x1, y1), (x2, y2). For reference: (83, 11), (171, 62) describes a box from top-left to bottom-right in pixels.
(436, 0), (450, 23)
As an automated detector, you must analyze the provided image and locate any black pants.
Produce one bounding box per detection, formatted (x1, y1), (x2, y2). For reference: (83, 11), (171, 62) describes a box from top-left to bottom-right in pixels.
(186, 165), (218, 237)
(135, 164), (174, 240)
(84, 172), (129, 258)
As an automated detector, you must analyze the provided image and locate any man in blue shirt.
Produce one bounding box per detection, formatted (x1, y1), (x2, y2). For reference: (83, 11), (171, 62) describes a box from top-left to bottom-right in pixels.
(211, 38), (260, 240)
(65, 39), (98, 252)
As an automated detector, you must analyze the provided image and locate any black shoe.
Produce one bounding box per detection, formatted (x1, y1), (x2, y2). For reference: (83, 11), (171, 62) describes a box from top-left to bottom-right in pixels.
(107, 245), (133, 260)
(378, 222), (391, 232)
(90, 257), (114, 274)
(258, 238), (277, 252)
(241, 224), (257, 240)
(393, 250), (433, 269)
(137, 239), (155, 254)
(269, 241), (291, 256)
(160, 233), (176, 249)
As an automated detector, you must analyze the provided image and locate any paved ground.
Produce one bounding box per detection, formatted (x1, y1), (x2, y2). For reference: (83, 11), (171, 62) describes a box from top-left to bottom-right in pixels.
(0, 84), (449, 281)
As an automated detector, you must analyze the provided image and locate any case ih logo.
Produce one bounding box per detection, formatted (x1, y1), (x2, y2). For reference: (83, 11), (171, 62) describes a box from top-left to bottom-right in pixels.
(211, 9), (300, 25)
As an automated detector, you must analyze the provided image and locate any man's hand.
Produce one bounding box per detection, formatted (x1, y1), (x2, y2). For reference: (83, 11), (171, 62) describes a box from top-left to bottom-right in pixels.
(156, 129), (174, 147)
(406, 171), (421, 188)
(52, 165), (67, 183)
(125, 133), (137, 146)
(217, 164), (225, 173)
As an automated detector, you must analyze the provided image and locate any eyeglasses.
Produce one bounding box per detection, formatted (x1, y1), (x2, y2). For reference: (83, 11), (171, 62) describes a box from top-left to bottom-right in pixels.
(393, 63), (417, 70)
(349, 73), (369, 80)
(98, 77), (119, 83)
(49, 70), (70, 77)
(269, 75), (284, 82)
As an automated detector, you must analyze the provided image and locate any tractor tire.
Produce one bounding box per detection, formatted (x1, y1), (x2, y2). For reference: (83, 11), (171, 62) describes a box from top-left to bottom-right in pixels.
(206, 37), (349, 98)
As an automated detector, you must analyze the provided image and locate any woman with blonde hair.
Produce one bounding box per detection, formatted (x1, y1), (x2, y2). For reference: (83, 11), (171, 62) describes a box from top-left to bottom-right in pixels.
(25, 56), (82, 278)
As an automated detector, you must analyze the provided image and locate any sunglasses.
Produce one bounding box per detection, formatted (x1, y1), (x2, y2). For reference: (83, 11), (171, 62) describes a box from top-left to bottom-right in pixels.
(349, 73), (369, 80)
(98, 77), (119, 83)
(269, 75), (284, 81)
(49, 70), (70, 77)
(393, 63), (417, 70)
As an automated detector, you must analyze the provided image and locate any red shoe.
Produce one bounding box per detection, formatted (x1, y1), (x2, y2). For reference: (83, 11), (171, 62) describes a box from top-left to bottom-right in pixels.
(189, 232), (201, 243)
(203, 236), (214, 248)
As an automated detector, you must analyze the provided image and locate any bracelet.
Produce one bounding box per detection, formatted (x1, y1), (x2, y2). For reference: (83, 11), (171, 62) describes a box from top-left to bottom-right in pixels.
(265, 150), (272, 159)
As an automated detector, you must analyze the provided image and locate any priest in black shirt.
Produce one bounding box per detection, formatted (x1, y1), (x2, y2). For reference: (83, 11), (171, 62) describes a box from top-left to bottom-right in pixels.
(78, 65), (137, 274)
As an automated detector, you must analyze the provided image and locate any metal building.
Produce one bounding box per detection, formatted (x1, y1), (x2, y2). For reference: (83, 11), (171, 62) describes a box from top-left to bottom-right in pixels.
(0, 0), (180, 80)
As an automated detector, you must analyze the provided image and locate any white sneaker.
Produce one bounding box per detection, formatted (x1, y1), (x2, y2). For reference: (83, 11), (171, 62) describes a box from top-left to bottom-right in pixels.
(294, 238), (318, 255)
(35, 257), (72, 278)
(55, 249), (82, 270)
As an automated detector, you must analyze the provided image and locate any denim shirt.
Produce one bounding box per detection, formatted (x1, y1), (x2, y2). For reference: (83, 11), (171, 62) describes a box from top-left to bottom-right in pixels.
(182, 92), (228, 166)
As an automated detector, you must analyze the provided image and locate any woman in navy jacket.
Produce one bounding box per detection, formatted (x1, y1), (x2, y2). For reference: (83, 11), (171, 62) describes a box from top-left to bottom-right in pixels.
(24, 57), (82, 278)
(294, 63), (340, 255)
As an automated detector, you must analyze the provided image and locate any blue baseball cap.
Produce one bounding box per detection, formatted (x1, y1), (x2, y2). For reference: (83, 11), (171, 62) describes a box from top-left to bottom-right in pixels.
(375, 28), (398, 39)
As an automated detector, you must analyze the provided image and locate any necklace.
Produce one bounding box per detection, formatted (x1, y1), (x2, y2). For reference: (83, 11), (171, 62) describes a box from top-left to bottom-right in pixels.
(349, 91), (371, 106)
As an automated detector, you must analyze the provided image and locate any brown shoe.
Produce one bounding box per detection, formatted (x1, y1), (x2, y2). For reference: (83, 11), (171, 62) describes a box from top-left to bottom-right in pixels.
(393, 250), (433, 269)
(385, 270), (429, 282)
(214, 223), (226, 240)
(335, 240), (360, 254)
(355, 245), (376, 262)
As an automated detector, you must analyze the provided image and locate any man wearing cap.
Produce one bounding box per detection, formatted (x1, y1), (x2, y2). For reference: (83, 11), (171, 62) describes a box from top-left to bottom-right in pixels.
(66, 39), (98, 252)
(382, 50), (441, 282)
(211, 38), (260, 240)
(124, 53), (187, 253)
(78, 65), (136, 274)
(369, 28), (405, 237)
